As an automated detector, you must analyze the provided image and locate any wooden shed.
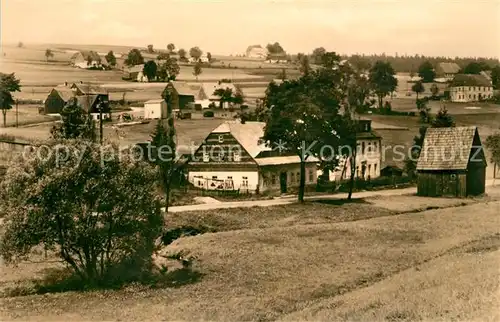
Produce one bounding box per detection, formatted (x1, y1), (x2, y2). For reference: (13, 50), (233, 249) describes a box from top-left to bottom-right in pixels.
(416, 127), (487, 197)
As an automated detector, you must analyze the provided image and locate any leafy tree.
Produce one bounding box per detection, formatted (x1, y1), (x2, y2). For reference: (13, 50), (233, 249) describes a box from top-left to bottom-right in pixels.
(207, 52), (212, 62)
(430, 83), (439, 97)
(51, 97), (96, 141)
(157, 57), (180, 82)
(178, 48), (187, 61)
(404, 126), (427, 179)
(266, 42), (285, 54)
(150, 118), (177, 212)
(296, 53), (304, 65)
(105, 50), (116, 67)
(311, 47), (326, 65)
(491, 66), (500, 89)
(0, 73), (21, 127)
(167, 43), (175, 53)
(189, 47), (203, 61)
(431, 106), (455, 128)
(232, 90), (244, 107)
(143, 60), (158, 82)
(193, 62), (202, 81)
(418, 61), (436, 82)
(411, 81), (425, 100)
(147, 44), (155, 53)
(485, 133), (500, 178)
(157, 52), (170, 60)
(368, 61), (398, 109)
(278, 68), (287, 81)
(461, 62), (484, 74)
(0, 141), (163, 286)
(416, 98), (432, 124)
(348, 54), (372, 72)
(299, 55), (311, 76)
(124, 49), (144, 67)
(45, 49), (54, 62)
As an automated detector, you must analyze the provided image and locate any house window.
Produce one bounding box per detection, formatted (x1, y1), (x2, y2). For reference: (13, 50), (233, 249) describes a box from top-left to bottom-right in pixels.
(212, 176), (218, 179)
(271, 175), (276, 185)
(290, 172), (295, 183)
(203, 152), (209, 162)
(242, 176), (249, 187)
(374, 142), (378, 151)
(356, 166), (360, 177)
(308, 169), (314, 182)
(469, 87), (471, 91)
(233, 152), (241, 162)
(218, 135), (224, 143)
(374, 164), (377, 174)
(469, 94), (471, 99)
(368, 164), (371, 177)
(296, 172), (300, 183)
(362, 142), (365, 154)
(227, 176), (232, 180)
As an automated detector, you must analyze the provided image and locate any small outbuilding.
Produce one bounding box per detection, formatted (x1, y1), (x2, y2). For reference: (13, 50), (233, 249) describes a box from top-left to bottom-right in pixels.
(416, 126), (487, 197)
(144, 99), (168, 119)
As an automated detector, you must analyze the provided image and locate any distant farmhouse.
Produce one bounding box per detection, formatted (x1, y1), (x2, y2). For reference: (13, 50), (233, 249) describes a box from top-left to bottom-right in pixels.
(165, 81), (240, 110)
(417, 127), (486, 197)
(70, 51), (102, 69)
(187, 121), (318, 194)
(43, 82), (110, 119)
(449, 74), (493, 102)
(246, 45), (268, 59)
(122, 64), (147, 82)
(435, 62), (461, 81)
(266, 53), (288, 64)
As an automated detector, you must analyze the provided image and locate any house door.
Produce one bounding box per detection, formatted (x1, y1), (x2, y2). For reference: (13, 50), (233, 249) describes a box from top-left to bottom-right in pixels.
(280, 172), (287, 193)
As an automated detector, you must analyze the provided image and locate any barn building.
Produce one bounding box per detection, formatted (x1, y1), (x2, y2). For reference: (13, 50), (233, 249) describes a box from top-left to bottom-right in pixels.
(187, 121), (318, 194)
(144, 99), (168, 119)
(416, 127), (487, 197)
(43, 86), (75, 114)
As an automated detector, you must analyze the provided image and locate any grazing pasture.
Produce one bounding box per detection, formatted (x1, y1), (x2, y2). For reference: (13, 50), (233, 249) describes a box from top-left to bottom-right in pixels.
(1, 198), (499, 321)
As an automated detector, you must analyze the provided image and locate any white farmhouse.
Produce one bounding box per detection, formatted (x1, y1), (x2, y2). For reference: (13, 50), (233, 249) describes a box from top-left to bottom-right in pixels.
(144, 99), (168, 119)
(449, 74), (493, 102)
(323, 119), (382, 181)
(70, 51), (102, 69)
(187, 121), (318, 194)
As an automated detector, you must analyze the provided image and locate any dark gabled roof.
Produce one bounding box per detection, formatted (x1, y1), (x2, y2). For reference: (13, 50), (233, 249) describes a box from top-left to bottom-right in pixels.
(356, 131), (381, 139)
(71, 83), (107, 95)
(76, 95), (99, 113)
(450, 74), (492, 87)
(171, 81), (203, 97)
(53, 86), (75, 102)
(436, 62), (460, 75)
(416, 127), (483, 170)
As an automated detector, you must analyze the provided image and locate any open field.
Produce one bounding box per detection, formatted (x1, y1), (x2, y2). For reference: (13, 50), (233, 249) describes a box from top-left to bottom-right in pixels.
(1, 195), (499, 321)
(0, 105), (57, 127)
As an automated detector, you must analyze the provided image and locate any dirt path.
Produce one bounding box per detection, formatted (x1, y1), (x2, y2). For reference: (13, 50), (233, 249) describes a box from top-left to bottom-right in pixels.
(168, 180), (499, 213)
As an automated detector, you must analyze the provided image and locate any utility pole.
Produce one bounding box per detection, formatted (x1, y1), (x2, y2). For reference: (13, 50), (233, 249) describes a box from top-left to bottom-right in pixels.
(98, 98), (104, 144)
(15, 99), (18, 127)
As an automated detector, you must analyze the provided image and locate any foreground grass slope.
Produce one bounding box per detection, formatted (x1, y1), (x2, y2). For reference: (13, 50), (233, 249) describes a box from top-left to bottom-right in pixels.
(1, 199), (499, 321)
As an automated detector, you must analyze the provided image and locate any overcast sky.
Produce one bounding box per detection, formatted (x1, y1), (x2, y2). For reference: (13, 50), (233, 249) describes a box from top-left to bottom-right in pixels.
(2, 0), (499, 58)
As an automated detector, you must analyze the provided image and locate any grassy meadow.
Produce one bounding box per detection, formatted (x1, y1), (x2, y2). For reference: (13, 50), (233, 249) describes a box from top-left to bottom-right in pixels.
(1, 192), (500, 321)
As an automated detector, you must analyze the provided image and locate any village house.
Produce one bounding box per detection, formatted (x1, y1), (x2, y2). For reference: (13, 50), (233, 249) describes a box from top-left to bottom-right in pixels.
(122, 64), (147, 82)
(416, 127), (486, 197)
(449, 74), (493, 102)
(70, 51), (102, 69)
(43, 83), (109, 116)
(266, 53), (288, 64)
(187, 121), (318, 194)
(246, 45), (268, 59)
(201, 82), (239, 109)
(435, 62), (461, 81)
(322, 119), (382, 182)
(163, 82), (206, 110)
(75, 95), (111, 120)
(144, 99), (168, 119)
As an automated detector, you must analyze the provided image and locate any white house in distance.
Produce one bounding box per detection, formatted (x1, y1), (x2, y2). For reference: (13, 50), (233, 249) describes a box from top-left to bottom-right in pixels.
(201, 82), (239, 109)
(70, 51), (102, 69)
(187, 121), (318, 194)
(323, 119), (382, 181)
(246, 45), (268, 59)
(144, 99), (168, 119)
(449, 74), (493, 102)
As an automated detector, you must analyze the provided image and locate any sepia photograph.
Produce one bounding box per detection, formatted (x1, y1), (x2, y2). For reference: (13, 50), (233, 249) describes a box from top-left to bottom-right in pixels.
(0, 0), (499, 321)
